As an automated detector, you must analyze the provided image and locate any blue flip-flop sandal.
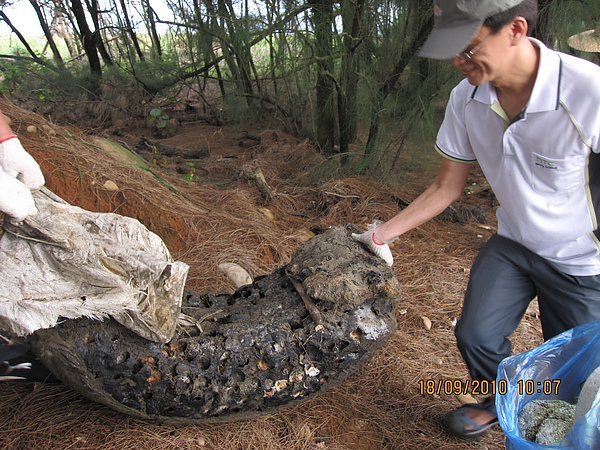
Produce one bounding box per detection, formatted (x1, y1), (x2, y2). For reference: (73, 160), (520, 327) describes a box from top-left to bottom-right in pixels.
(444, 397), (498, 438)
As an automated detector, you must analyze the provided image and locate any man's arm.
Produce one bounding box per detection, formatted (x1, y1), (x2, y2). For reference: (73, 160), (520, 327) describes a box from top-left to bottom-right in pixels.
(352, 157), (472, 265)
(376, 157), (472, 242)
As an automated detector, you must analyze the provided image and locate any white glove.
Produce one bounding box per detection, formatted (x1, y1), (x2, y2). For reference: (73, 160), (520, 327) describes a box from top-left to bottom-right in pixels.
(352, 221), (395, 266)
(0, 167), (38, 222)
(0, 136), (45, 190)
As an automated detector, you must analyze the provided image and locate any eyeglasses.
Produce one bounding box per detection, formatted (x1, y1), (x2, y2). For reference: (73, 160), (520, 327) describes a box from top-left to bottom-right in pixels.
(456, 33), (493, 61)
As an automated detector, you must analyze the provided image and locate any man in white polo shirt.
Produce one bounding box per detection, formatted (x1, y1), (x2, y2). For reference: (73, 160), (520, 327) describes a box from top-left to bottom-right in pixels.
(352, 0), (600, 439)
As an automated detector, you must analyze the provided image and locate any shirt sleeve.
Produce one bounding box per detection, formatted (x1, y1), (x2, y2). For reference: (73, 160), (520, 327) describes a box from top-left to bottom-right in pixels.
(558, 54), (600, 154)
(436, 80), (477, 163)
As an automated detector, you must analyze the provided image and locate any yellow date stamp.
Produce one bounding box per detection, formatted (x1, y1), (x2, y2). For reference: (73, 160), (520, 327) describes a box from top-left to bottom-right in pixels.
(418, 379), (561, 396)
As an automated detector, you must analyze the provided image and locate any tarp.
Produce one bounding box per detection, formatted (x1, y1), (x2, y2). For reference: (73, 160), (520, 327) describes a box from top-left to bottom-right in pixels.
(0, 188), (189, 343)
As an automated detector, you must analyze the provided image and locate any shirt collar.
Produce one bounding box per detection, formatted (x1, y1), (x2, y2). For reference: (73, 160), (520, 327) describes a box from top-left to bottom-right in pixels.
(471, 37), (561, 113)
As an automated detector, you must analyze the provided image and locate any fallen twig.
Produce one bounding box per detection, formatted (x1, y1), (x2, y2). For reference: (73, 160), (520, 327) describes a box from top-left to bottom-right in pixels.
(285, 268), (324, 330)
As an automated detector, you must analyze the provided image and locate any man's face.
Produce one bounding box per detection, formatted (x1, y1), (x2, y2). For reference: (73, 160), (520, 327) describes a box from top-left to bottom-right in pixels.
(451, 25), (507, 86)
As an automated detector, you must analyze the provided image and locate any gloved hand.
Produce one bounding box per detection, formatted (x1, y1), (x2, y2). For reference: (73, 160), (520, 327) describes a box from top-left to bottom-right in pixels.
(0, 167), (38, 222)
(352, 221), (395, 266)
(0, 136), (45, 190)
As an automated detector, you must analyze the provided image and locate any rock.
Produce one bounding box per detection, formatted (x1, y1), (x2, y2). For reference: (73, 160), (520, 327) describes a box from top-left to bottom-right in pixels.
(103, 180), (119, 191)
(29, 224), (401, 423)
(218, 262), (253, 288)
(421, 316), (432, 330)
(258, 207), (275, 220)
(296, 229), (315, 243)
(42, 124), (56, 136)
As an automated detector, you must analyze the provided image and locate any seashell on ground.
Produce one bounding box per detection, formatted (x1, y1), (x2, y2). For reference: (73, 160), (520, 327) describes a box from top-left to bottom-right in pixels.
(218, 262), (253, 288)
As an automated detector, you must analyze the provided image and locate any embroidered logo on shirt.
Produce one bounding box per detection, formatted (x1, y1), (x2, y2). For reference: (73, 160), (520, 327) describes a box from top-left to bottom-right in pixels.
(534, 155), (557, 170)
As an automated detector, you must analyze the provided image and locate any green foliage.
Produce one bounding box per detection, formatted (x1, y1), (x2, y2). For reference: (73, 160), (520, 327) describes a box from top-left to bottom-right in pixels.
(0, 60), (82, 101)
(147, 108), (170, 128)
(8, 0), (590, 193)
(146, 108), (174, 137)
(539, 0), (600, 57)
(29, 88), (54, 101)
(0, 36), (60, 59)
(184, 162), (196, 182)
(0, 60), (28, 93)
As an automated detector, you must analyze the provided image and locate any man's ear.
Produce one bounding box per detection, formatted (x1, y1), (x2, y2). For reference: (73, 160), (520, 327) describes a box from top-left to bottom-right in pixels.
(509, 16), (529, 44)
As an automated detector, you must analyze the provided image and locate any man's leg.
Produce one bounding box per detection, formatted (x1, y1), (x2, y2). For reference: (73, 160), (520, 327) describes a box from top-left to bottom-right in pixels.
(532, 260), (600, 341)
(447, 235), (537, 438)
(455, 234), (537, 382)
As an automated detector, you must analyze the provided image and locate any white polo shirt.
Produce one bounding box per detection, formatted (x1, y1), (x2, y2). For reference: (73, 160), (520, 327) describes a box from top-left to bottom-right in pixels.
(436, 38), (600, 276)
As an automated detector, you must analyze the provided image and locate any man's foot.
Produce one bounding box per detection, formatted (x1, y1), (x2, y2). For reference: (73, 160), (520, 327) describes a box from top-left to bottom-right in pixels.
(444, 396), (498, 438)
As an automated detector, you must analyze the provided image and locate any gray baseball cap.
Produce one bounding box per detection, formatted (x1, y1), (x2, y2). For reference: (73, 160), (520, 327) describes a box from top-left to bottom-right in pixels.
(419, 0), (526, 59)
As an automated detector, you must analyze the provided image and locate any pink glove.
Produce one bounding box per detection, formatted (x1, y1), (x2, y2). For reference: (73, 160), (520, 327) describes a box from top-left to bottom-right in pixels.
(0, 136), (45, 190)
(351, 221), (395, 266)
(0, 167), (38, 222)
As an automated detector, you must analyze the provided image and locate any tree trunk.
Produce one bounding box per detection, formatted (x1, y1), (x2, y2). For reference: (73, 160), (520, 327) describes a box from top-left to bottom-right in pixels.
(338, 0), (365, 157)
(117, 0), (145, 61)
(84, 0), (114, 66)
(55, 0), (83, 55)
(29, 0), (66, 70)
(217, 0), (256, 104)
(50, 2), (78, 58)
(309, 0), (335, 155)
(70, 0), (103, 77)
(364, 15), (433, 156)
(141, 0), (162, 59)
(195, 0), (224, 98)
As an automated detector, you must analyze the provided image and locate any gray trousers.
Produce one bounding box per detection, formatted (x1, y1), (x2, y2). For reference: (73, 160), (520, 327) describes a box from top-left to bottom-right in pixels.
(455, 234), (600, 382)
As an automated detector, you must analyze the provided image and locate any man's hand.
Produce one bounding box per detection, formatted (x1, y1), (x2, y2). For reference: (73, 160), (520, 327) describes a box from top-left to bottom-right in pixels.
(0, 168), (38, 222)
(0, 136), (45, 190)
(352, 223), (394, 266)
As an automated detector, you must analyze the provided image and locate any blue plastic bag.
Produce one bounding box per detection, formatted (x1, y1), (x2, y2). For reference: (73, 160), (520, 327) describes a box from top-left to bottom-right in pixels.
(497, 318), (600, 449)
